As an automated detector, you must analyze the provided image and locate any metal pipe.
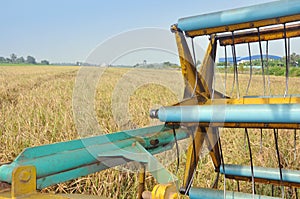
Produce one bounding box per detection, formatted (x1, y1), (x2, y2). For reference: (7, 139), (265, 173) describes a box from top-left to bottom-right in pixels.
(177, 0), (300, 32)
(189, 187), (279, 199)
(220, 164), (300, 184)
(152, 104), (300, 123)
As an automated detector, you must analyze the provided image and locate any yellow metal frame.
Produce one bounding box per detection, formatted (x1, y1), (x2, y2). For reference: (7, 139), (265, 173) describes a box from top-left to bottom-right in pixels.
(0, 166), (105, 199)
(218, 23), (300, 46)
(172, 26), (222, 191)
(168, 10), (300, 197)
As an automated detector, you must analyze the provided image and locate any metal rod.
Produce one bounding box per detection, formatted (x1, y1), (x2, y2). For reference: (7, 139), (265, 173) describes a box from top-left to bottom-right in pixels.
(260, 128), (263, 154)
(245, 128), (256, 197)
(218, 134), (226, 199)
(295, 129), (297, 161)
(211, 172), (220, 189)
(224, 46), (228, 95)
(258, 28), (266, 95)
(266, 40), (271, 95)
(246, 43), (253, 95)
(273, 129), (285, 198)
(172, 125), (180, 174)
(284, 23), (289, 97)
(230, 31), (240, 98)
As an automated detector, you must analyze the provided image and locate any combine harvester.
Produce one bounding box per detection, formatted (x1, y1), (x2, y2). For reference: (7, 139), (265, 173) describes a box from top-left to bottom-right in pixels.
(1, 0), (300, 198)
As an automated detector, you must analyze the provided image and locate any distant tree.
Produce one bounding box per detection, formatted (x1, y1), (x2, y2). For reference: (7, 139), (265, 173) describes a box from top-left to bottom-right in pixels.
(0, 57), (6, 63)
(163, 61), (171, 66)
(290, 52), (300, 62)
(41, 60), (49, 65)
(26, 56), (36, 64)
(16, 56), (25, 64)
(289, 52), (300, 66)
(10, 53), (17, 63)
(6, 58), (12, 63)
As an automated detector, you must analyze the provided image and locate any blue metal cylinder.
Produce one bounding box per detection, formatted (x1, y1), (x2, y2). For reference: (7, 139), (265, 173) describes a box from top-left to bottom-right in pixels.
(177, 0), (300, 32)
(220, 164), (300, 184)
(156, 104), (300, 123)
(189, 187), (279, 199)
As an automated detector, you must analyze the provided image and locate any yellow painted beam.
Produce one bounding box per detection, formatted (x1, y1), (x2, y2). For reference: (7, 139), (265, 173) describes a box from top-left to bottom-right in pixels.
(218, 23), (300, 46)
(206, 96), (300, 105)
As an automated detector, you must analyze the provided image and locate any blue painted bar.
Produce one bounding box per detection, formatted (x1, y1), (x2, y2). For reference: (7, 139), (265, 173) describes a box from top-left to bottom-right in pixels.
(220, 164), (300, 184)
(157, 104), (300, 123)
(0, 125), (189, 188)
(177, 0), (300, 32)
(37, 161), (112, 189)
(189, 187), (279, 199)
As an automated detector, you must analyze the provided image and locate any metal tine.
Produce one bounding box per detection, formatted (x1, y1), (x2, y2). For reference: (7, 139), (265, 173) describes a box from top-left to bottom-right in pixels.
(273, 129), (285, 199)
(172, 125), (180, 174)
(257, 27), (266, 96)
(211, 172), (220, 189)
(294, 129), (297, 162)
(245, 43), (253, 96)
(265, 40), (271, 95)
(245, 128), (256, 198)
(283, 23), (289, 97)
(230, 31), (240, 98)
(224, 45), (228, 96)
(260, 128), (263, 154)
(217, 130), (226, 199)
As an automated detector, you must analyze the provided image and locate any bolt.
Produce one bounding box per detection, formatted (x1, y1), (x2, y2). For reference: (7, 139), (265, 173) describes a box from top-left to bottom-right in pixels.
(19, 170), (31, 183)
(150, 139), (159, 146)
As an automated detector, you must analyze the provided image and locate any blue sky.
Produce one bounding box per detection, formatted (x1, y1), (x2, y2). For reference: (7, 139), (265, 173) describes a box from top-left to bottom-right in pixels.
(0, 0), (280, 63)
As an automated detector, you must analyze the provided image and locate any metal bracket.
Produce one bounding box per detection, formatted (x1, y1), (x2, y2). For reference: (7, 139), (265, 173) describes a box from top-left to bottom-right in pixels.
(12, 165), (36, 198)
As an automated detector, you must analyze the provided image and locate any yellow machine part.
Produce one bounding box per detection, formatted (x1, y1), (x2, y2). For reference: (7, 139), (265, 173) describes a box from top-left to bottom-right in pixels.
(150, 184), (178, 199)
(0, 166), (107, 199)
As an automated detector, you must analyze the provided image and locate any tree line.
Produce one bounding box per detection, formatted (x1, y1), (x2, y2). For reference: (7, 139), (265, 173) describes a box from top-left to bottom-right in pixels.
(0, 53), (49, 65)
(218, 52), (300, 67)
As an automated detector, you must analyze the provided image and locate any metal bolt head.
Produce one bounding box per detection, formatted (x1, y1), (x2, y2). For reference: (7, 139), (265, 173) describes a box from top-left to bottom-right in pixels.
(19, 170), (31, 183)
